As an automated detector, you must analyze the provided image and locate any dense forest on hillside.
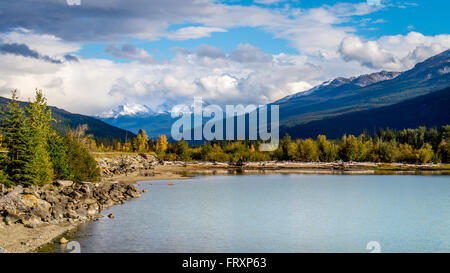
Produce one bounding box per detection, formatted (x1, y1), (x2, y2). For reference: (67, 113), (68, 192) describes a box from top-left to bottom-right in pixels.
(281, 86), (450, 139)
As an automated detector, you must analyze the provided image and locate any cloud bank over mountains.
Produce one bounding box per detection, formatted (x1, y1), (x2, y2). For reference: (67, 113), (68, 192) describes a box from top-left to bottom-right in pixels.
(0, 0), (448, 115)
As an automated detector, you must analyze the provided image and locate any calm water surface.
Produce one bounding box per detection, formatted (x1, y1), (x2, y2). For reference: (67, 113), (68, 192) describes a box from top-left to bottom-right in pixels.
(50, 174), (450, 253)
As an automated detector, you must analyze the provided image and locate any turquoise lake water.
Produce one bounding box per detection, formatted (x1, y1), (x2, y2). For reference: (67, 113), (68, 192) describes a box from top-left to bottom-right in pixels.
(51, 174), (450, 253)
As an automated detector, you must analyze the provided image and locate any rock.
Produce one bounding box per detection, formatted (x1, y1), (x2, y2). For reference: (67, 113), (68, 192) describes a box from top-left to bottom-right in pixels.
(0, 246), (8, 253)
(5, 210), (21, 225)
(125, 185), (141, 198)
(108, 213), (115, 219)
(87, 203), (99, 216)
(51, 205), (65, 219)
(21, 215), (41, 228)
(42, 192), (59, 204)
(31, 199), (52, 220)
(81, 198), (97, 205)
(60, 237), (69, 244)
(65, 209), (78, 219)
(0, 185), (23, 204)
(76, 208), (87, 221)
(56, 180), (74, 187)
(142, 189), (148, 193)
(21, 194), (39, 208)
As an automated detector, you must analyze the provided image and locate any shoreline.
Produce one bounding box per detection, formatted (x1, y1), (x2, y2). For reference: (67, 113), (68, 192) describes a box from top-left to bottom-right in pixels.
(102, 161), (450, 185)
(1, 158), (449, 253)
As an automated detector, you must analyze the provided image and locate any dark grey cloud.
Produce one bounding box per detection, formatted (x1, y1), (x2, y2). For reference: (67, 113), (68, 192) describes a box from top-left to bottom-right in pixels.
(0, 42), (62, 63)
(64, 54), (79, 62)
(0, 0), (220, 42)
(105, 43), (154, 63)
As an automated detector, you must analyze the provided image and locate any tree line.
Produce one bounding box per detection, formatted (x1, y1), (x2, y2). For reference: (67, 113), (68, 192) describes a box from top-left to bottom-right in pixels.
(91, 125), (450, 164)
(0, 90), (99, 187)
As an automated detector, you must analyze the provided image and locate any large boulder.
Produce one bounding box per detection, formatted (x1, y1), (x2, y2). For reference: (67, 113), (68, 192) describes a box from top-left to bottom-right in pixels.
(32, 199), (52, 220)
(21, 194), (39, 208)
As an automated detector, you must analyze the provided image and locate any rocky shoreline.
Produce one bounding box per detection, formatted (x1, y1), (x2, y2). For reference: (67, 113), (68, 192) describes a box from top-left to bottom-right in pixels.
(0, 180), (142, 252)
(0, 154), (162, 253)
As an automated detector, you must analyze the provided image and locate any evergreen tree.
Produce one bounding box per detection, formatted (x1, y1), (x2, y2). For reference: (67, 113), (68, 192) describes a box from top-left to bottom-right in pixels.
(0, 90), (34, 186)
(26, 89), (54, 185)
(47, 130), (71, 180)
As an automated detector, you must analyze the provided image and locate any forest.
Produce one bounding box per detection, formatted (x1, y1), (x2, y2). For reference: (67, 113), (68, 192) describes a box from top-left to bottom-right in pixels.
(93, 125), (450, 164)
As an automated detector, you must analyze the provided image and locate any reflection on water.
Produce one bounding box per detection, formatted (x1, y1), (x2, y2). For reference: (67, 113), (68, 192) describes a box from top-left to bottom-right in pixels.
(45, 174), (450, 253)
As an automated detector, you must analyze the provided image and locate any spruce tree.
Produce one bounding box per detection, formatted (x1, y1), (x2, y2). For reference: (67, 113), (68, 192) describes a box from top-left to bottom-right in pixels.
(1, 90), (34, 186)
(26, 89), (54, 185)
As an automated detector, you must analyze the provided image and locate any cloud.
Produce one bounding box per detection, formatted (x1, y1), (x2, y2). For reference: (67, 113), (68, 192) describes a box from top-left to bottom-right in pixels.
(339, 36), (399, 69)
(339, 32), (450, 70)
(0, 42), (62, 64)
(105, 44), (154, 63)
(0, 1), (448, 116)
(194, 44), (225, 59)
(0, 41), (323, 115)
(230, 43), (273, 63)
(64, 54), (79, 62)
(165, 27), (227, 40)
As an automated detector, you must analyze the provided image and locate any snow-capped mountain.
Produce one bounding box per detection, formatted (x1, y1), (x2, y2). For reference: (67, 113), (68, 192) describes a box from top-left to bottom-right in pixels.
(97, 103), (157, 119)
(275, 71), (401, 103)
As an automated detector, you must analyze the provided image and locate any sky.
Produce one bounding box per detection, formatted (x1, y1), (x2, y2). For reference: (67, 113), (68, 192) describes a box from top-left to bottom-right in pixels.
(0, 0), (449, 115)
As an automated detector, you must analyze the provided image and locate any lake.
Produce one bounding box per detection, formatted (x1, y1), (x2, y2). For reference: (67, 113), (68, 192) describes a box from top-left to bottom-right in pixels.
(48, 174), (450, 253)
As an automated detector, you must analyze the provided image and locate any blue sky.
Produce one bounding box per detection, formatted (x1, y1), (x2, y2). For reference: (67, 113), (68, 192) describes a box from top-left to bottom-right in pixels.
(75, 0), (450, 62)
(0, 0), (448, 114)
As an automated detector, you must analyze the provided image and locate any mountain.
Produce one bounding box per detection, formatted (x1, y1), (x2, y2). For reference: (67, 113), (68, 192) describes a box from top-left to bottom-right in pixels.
(0, 96), (135, 140)
(97, 100), (211, 138)
(98, 103), (156, 119)
(281, 86), (450, 139)
(275, 71), (401, 103)
(276, 49), (450, 128)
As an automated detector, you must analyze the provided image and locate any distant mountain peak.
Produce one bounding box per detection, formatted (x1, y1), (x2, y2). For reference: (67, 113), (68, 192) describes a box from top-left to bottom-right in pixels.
(98, 103), (155, 119)
(275, 70), (401, 103)
(351, 71), (401, 87)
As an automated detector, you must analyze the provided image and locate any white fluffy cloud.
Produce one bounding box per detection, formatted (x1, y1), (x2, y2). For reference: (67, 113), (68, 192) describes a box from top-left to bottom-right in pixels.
(165, 27), (227, 40)
(339, 32), (450, 70)
(0, 34), (323, 115)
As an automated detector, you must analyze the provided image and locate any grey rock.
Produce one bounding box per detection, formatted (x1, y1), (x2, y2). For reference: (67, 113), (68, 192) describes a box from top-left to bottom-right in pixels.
(56, 180), (74, 187)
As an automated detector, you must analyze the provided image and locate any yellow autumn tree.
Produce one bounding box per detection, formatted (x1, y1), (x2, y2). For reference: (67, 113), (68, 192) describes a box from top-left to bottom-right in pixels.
(156, 134), (168, 153)
(133, 129), (149, 152)
(250, 144), (255, 153)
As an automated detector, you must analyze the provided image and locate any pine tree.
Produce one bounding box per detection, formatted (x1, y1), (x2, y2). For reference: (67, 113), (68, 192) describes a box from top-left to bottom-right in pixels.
(1, 90), (34, 185)
(26, 89), (54, 185)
